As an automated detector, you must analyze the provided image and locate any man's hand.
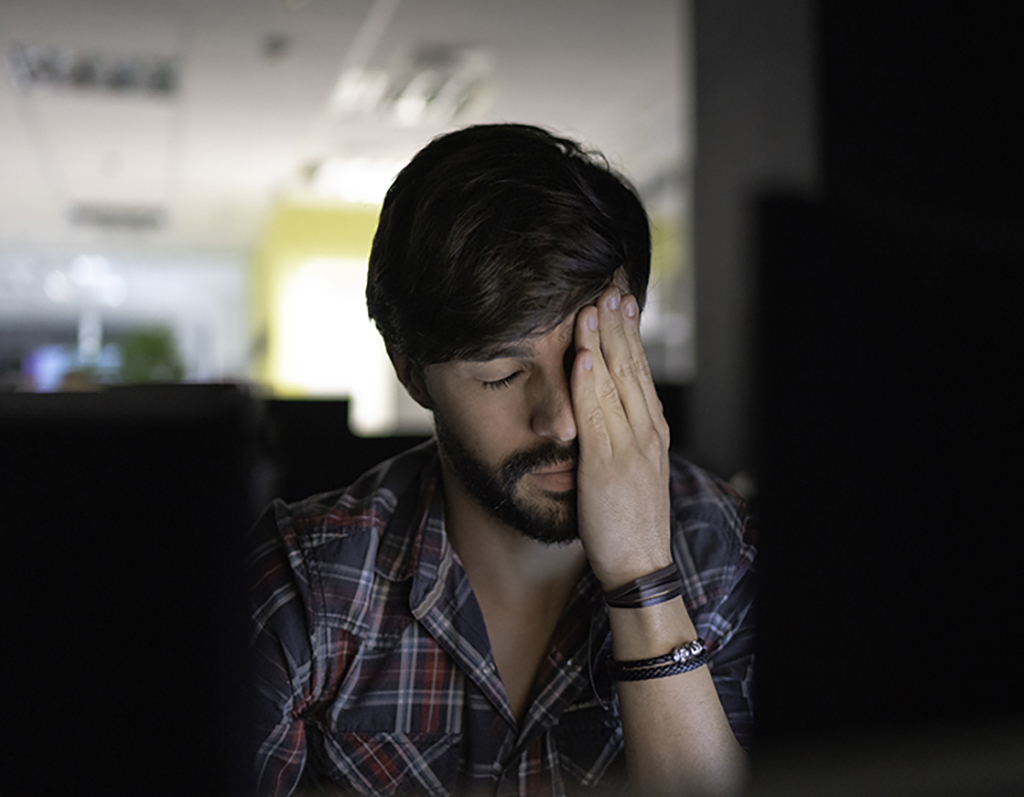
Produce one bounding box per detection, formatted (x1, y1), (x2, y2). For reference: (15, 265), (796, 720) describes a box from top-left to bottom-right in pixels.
(571, 285), (673, 590)
(572, 285), (749, 796)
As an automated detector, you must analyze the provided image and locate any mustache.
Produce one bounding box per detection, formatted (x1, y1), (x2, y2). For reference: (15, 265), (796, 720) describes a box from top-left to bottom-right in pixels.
(501, 440), (579, 486)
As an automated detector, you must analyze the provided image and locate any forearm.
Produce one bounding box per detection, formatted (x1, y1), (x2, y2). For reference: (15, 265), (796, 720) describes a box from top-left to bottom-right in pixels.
(569, 288), (748, 793)
(610, 597), (748, 796)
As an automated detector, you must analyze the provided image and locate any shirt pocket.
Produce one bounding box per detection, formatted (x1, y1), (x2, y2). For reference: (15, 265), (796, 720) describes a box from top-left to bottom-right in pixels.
(308, 728), (463, 797)
(549, 704), (625, 790)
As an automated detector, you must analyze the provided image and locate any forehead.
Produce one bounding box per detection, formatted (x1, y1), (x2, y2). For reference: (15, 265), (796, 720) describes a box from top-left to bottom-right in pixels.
(463, 314), (576, 362)
(446, 269), (628, 364)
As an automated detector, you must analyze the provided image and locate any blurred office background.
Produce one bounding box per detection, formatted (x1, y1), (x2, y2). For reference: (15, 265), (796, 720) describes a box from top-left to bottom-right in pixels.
(2, 1), (1022, 794)
(0, 1), (696, 793)
(0, 0), (694, 435)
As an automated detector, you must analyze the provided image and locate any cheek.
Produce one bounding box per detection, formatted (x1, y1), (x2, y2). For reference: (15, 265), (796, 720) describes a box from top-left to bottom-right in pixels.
(459, 403), (517, 460)
(435, 390), (529, 466)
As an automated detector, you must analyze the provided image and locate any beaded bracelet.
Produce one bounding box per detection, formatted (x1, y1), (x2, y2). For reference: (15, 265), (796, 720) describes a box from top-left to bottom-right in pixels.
(607, 638), (708, 682)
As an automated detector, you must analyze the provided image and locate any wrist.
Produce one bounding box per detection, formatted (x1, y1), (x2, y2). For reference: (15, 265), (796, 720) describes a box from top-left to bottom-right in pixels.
(607, 594), (697, 661)
(604, 564), (681, 609)
(593, 554), (674, 593)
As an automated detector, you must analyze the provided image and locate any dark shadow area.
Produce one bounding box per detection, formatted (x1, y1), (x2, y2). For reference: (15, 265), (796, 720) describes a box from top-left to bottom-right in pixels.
(756, 194), (1021, 731)
(262, 398), (429, 503)
(750, 1), (1023, 791)
(0, 386), (440, 795)
(1, 385), (261, 795)
(0, 378), (697, 792)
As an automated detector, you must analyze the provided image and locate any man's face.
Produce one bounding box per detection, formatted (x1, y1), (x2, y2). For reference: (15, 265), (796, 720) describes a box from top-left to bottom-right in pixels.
(424, 315), (581, 544)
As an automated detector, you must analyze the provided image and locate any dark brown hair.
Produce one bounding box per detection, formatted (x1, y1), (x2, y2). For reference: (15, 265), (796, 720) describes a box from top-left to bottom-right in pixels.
(366, 124), (651, 363)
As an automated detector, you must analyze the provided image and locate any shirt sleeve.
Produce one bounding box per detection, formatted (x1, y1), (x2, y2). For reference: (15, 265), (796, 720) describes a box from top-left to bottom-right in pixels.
(246, 504), (315, 796)
(705, 551), (756, 752)
(669, 460), (758, 754)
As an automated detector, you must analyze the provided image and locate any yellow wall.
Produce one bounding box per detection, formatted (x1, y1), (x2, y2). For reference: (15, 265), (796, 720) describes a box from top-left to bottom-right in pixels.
(250, 202), (381, 390)
(650, 213), (687, 299)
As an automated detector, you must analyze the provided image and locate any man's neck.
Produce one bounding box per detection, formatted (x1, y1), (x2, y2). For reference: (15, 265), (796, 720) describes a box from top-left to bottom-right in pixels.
(438, 460), (587, 604)
(438, 461), (588, 722)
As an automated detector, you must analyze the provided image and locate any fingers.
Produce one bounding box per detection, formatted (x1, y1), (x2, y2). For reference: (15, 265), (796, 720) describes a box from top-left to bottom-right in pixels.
(572, 285), (669, 452)
(572, 304), (618, 458)
(619, 294), (671, 443)
(595, 287), (657, 435)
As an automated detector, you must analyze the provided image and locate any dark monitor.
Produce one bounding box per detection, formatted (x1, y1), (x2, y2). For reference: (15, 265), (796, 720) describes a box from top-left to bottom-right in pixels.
(1, 385), (262, 795)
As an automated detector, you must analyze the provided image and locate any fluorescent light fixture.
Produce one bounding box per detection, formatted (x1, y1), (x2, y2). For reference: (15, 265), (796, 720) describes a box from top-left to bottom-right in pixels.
(43, 270), (73, 303)
(7, 43), (179, 97)
(311, 157), (403, 205)
(330, 67), (389, 115)
(69, 203), (165, 231)
(328, 45), (494, 127)
(44, 256), (128, 307)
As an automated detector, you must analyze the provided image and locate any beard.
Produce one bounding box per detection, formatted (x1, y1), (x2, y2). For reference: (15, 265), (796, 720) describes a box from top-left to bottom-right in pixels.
(433, 410), (579, 545)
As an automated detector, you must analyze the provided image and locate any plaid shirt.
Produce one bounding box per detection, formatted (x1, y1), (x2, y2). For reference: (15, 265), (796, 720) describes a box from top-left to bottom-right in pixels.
(248, 441), (756, 796)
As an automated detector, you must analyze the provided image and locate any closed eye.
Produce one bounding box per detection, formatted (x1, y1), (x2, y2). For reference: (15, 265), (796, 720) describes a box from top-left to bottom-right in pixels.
(482, 372), (521, 390)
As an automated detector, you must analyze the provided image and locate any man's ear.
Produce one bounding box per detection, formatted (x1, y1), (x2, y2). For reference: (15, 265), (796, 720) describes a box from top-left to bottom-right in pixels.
(387, 344), (433, 410)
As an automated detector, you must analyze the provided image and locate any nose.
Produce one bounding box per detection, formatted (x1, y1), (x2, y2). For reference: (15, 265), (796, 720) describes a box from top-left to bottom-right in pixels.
(529, 367), (577, 443)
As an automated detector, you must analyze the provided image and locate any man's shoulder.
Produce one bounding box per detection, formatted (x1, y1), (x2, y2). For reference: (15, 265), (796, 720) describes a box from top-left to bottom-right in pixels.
(668, 452), (755, 543)
(667, 452), (757, 606)
(248, 440), (439, 646)
(257, 439), (438, 563)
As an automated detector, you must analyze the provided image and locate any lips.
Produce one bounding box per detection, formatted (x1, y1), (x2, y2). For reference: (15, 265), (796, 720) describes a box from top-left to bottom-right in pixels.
(527, 461), (577, 492)
(532, 460), (576, 476)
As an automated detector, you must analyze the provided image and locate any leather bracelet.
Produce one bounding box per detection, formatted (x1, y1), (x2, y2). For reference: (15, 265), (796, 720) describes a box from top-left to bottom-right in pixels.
(607, 638), (708, 682)
(604, 564), (683, 609)
(606, 583), (683, 609)
(608, 650), (709, 681)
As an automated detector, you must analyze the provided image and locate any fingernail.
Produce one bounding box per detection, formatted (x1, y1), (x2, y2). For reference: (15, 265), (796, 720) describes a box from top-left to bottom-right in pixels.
(608, 293), (619, 311)
(624, 299), (636, 318)
(587, 313), (597, 331)
(582, 352), (592, 371)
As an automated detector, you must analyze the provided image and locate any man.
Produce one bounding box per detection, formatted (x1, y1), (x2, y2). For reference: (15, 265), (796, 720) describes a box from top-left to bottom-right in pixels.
(249, 124), (756, 796)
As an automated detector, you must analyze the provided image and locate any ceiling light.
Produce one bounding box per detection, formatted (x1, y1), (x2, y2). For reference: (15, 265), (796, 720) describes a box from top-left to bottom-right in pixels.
(43, 271), (73, 303)
(330, 67), (389, 115)
(329, 44), (494, 127)
(44, 256), (128, 308)
(69, 204), (165, 231)
(385, 46), (494, 127)
(7, 43), (179, 98)
(310, 157), (403, 204)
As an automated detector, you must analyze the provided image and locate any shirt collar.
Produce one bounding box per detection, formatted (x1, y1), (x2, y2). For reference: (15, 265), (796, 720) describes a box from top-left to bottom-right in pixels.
(368, 439), (446, 590)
